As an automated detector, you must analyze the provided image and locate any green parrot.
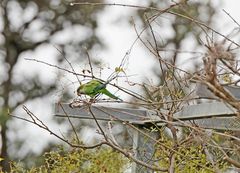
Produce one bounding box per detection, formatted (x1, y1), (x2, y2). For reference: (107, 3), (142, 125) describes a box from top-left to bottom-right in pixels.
(77, 79), (122, 100)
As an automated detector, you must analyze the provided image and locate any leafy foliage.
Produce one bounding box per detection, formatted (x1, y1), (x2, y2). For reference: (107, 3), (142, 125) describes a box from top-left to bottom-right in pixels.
(154, 131), (229, 173)
(8, 146), (128, 173)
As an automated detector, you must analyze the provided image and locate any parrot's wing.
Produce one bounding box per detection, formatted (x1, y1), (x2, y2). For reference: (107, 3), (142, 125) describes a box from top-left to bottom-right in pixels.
(78, 80), (102, 97)
(88, 80), (107, 97)
(93, 82), (106, 93)
(100, 88), (122, 100)
(87, 80), (101, 90)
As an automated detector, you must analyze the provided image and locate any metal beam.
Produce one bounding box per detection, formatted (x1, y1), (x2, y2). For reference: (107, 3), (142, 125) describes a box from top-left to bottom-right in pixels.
(188, 117), (240, 131)
(174, 102), (236, 120)
(196, 83), (240, 99)
(55, 103), (149, 122)
(55, 102), (237, 121)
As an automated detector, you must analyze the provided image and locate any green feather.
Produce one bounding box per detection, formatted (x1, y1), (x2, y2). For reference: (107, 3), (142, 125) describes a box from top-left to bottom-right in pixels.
(100, 88), (119, 100)
(77, 80), (121, 100)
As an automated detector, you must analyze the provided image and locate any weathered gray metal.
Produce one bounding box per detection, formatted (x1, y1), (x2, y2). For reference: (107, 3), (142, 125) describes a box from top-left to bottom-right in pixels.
(196, 83), (240, 100)
(187, 117), (240, 131)
(55, 102), (240, 130)
(55, 103), (149, 122)
(174, 102), (236, 120)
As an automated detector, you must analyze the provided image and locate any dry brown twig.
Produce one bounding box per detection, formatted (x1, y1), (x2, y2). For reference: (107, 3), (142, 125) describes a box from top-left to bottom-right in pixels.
(201, 43), (240, 117)
(11, 105), (106, 149)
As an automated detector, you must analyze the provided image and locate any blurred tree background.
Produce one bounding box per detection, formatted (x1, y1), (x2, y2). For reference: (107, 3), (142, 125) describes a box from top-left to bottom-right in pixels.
(134, 0), (218, 87)
(0, 0), (230, 172)
(0, 0), (104, 171)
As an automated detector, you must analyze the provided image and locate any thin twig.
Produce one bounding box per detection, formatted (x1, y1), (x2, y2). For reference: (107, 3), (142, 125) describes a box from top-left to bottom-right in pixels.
(54, 45), (82, 85)
(25, 58), (91, 78)
(168, 11), (240, 47)
(84, 49), (95, 78)
(107, 121), (120, 147)
(17, 105), (106, 149)
(59, 103), (80, 144)
(222, 9), (240, 28)
(88, 105), (108, 141)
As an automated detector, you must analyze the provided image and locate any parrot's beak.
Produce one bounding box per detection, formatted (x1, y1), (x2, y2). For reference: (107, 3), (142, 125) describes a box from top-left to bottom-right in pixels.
(77, 87), (81, 96)
(76, 89), (81, 96)
(77, 90), (82, 96)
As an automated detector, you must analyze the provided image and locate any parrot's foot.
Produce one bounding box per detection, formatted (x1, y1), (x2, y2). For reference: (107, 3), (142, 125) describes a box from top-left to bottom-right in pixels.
(89, 98), (95, 103)
(69, 100), (85, 108)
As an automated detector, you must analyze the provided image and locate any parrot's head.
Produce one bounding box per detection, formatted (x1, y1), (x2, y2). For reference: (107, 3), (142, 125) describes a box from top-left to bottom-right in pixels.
(77, 85), (84, 96)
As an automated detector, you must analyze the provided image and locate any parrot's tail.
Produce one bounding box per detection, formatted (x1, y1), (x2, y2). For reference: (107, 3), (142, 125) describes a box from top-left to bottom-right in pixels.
(103, 89), (122, 101)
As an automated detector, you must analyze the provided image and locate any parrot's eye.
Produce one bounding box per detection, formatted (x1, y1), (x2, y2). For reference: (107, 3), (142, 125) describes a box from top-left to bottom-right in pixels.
(77, 86), (82, 93)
